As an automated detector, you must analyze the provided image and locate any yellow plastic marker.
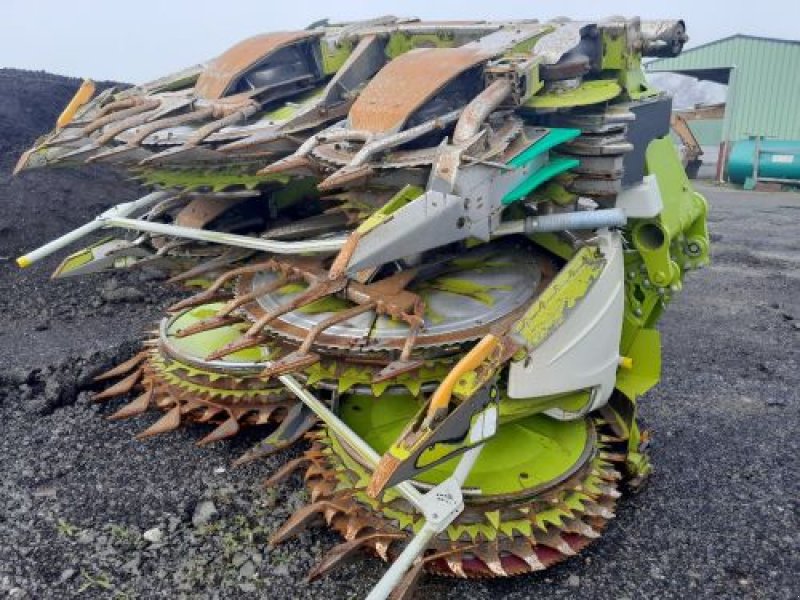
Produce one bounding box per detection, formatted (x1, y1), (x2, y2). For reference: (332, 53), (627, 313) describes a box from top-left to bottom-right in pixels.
(56, 79), (96, 128)
(619, 356), (634, 370)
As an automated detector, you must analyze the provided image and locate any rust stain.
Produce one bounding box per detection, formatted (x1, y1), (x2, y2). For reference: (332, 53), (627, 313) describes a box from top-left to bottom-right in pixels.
(175, 195), (249, 229)
(195, 31), (317, 100)
(349, 47), (491, 133)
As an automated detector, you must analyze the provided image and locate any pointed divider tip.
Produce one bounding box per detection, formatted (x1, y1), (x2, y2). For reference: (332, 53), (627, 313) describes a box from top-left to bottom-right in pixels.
(196, 415), (241, 447)
(93, 351), (149, 382)
(92, 368), (143, 402)
(135, 404), (182, 440)
(107, 385), (153, 421)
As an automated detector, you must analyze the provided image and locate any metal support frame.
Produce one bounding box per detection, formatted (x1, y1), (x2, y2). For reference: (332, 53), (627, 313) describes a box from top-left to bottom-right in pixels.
(17, 190), (626, 272)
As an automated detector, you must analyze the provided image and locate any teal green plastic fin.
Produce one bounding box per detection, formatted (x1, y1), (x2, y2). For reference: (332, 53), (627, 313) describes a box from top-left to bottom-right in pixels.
(507, 128), (582, 168)
(502, 157), (580, 205)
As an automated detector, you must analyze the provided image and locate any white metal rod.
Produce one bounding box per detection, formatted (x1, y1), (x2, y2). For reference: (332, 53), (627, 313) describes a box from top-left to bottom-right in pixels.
(277, 373), (425, 510)
(366, 444), (485, 600)
(366, 523), (437, 600)
(107, 218), (347, 254)
(17, 190), (172, 267)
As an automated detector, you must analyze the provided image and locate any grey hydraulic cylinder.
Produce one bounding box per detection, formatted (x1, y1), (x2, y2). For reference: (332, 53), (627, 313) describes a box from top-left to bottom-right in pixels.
(494, 208), (627, 237)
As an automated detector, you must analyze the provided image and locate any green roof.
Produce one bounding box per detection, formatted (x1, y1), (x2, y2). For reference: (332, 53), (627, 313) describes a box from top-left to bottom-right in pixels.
(647, 35), (800, 142)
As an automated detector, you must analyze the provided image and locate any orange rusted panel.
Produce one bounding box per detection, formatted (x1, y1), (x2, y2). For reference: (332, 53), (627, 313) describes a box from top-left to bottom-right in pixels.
(195, 31), (318, 100)
(349, 47), (491, 133)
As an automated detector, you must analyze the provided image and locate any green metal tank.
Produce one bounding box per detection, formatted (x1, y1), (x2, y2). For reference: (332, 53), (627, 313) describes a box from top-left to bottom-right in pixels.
(727, 139), (800, 184)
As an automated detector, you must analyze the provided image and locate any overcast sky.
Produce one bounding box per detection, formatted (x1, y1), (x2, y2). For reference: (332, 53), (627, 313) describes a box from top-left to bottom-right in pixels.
(2, 0), (798, 83)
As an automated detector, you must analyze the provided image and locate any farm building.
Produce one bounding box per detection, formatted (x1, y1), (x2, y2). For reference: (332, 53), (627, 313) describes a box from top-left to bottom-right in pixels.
(647, 35), (800, 183)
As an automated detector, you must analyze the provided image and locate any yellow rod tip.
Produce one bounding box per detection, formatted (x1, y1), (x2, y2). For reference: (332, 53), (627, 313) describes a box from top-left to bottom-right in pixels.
(618, 356), (634, 370)
(16, 256), (31, 268)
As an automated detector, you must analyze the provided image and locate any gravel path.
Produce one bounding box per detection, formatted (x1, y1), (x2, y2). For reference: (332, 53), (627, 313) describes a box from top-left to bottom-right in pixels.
(0, 70), (798, 600)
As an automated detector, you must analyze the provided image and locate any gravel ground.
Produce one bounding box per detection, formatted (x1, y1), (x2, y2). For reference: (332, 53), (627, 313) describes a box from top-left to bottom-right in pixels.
(1, 70), (798, 599)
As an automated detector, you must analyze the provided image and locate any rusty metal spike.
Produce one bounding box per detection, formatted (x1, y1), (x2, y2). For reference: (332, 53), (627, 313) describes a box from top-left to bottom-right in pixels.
(309, 480), (337, 503)
(597, 483), (622, 499)
(562, 518), (602, 540)
(215, 276), (289, 317)
(100, 107), (214, 155)
(317, 164), (375, 192)
(235, 405), (319, 468)
(307, 533), (404, 582)
(196, 416), (240, 446)
(582, 501), (616, 520)
(93, 352), (149, 382)
(250, 405), (277, 425)
(372, 358), (424, 383)
(473, 543), (507, 577)
(92, 368), (143, 402)
(536, 531), (577, 556)
(444, 553), (469, 578)
(344, 514), (373, 541)
(107, 384), (153, 421)
(168, 290), (234, 313)
(83, 99), (160, 134)
(508, 537), (546, 572)
(166, 249), (252, 286)
(600, 451), (628, 463)
(168, 259), (277, 310)
(257, 154), (313, 176)
(304, 461), (331, 481)
(194, 406), (225, 423)
(269, 500), (350, 546)
(373, 537), (400, 563)
(243, 278), (348, 340)
(260, 350), (321, 379)
(180, 400), (204, 414)
(327, 231), (361, 280)
(263, 456), (312, 487)
(175, 315), (244, 339)
(205, 334), (263, 361)
(135, 404), (182, 440)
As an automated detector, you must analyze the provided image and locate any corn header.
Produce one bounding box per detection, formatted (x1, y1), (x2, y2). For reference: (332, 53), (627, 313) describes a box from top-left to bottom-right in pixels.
(16, 15), (708, 599)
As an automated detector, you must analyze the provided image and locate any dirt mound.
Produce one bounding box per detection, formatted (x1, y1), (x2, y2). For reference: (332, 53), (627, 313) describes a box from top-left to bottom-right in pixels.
(0, 69), (120, 157)
(0, 69), (176, 373)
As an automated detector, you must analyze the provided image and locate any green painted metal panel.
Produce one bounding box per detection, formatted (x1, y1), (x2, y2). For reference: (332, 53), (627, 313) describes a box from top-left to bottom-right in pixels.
(647, 36), (800, 142)
(687, 119), (724, 146)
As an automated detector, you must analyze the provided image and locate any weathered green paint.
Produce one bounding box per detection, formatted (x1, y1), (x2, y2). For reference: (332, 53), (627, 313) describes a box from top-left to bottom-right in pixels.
(258, 88), (324, 122)
(385, 32), (457, 58)
(320, 39), (355, 75)
(525, 79), (621, 109)
(54, 236), (114, 276)
(356, 185), (422, 234)
(601, 30), (627, 70)
(137, 168), (291, 191)
(512, 246), (606, 351)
